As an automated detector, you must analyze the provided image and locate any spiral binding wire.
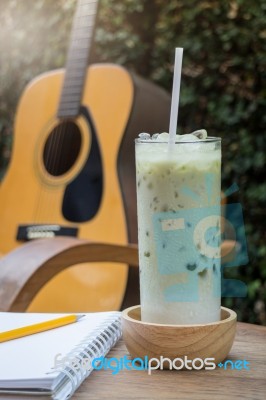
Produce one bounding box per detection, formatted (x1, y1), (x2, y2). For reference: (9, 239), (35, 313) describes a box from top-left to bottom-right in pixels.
(48, 312), (121, 398)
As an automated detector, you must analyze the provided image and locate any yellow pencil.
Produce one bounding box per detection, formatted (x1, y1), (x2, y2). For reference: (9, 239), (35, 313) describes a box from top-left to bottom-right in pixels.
(0, 314), (85, 343)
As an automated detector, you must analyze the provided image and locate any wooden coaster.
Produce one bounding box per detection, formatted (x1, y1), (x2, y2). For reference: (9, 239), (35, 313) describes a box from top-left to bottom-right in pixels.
(122, 305), (237, 368)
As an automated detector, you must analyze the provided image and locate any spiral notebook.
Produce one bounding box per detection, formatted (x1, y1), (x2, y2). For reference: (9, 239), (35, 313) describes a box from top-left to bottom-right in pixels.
(0, 312), (121, 399)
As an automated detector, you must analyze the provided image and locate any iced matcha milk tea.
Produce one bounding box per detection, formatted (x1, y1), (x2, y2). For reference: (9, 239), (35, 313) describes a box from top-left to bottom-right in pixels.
(135, 132), (221, 324)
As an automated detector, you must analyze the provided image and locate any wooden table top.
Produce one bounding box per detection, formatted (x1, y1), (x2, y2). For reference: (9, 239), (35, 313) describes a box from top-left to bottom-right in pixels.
(73, 322), (266, 400)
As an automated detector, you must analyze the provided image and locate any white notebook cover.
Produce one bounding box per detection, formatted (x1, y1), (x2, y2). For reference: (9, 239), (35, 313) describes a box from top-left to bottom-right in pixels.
(0, 312), (121, 399)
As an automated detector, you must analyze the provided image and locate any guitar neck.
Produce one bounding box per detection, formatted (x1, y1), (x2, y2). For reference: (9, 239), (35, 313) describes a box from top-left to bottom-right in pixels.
(57, 0), (98, 119)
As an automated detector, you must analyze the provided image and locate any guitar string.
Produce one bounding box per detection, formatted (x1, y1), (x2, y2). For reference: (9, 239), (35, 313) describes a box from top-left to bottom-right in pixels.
(35, 124), (55, 223)
(38, 111), (64, 223)
(34, 81), (64, 223)
(49, 117), (64, 223)
(35, 0), (97, 227)
(35, 3), (77, 223)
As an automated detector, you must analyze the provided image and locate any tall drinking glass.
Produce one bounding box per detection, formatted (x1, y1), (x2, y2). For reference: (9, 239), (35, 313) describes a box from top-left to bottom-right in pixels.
(135, 137), (221, 324)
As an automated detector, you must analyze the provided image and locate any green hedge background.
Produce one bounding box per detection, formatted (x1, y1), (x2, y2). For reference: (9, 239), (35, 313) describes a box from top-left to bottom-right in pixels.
(0, 0), (265, 324)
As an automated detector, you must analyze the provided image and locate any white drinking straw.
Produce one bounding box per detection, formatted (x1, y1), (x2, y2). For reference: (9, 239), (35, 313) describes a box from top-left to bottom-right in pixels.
(169, 47), (183, 148)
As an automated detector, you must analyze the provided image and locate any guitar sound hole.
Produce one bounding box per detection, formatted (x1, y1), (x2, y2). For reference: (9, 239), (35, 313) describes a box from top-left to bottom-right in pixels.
(43, 121), (81, 176)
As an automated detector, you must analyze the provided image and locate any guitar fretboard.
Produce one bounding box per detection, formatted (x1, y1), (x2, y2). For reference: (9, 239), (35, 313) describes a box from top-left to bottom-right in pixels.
(57, 0), (98, 118)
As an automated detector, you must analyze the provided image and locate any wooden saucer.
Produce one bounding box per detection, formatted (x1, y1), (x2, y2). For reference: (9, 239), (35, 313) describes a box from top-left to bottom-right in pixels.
(122, 305), (237, 367)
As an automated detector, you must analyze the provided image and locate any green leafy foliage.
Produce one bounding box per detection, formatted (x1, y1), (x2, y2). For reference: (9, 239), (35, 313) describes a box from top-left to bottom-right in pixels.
(0, 0), (265, 324)
(0, 0), (75, 177)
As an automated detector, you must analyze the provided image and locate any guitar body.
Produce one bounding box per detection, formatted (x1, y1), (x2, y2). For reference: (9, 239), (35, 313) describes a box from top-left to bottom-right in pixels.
(0, 64), (132, 312)
(0, 64), (132, 252)
(0, 63), (171, 311)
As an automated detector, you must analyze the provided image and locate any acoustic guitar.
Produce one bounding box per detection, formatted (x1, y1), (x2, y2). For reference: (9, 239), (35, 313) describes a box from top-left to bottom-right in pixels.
(0, 0), (171, 312)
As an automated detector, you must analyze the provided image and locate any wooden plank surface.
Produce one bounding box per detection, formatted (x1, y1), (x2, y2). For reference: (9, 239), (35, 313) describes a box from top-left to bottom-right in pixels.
(73, 322), (266, 400)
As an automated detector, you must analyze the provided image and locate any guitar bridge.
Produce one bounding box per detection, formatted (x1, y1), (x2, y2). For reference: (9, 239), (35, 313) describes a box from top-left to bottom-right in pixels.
(16, 224), (78, 241)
